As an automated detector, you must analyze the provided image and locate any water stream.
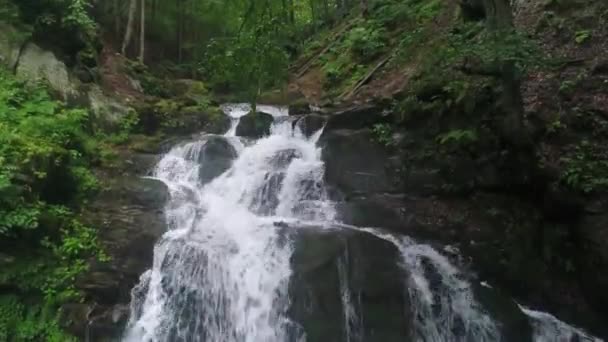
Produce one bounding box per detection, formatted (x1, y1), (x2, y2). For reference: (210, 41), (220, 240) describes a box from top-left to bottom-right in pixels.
(124, 105), (602, 342)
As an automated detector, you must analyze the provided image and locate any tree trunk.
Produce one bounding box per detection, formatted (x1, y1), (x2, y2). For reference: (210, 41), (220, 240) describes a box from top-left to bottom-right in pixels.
(288, 0), (295, 24)
(114, 0), (121, 38)
(139, 0), (145, 63)
(177, 0), (183, 63)
(360, 0), (368, 17)
(482, 0), (528, 147)
(122, 0), (137, 56)
(481, 0), (513, 30)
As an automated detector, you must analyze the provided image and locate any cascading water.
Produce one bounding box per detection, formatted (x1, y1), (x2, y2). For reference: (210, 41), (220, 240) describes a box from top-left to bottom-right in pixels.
(124, 104), (603, 342)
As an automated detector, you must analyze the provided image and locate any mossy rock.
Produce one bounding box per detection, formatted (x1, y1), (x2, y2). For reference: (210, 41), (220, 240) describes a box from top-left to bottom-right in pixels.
(236, 111), (274, 138)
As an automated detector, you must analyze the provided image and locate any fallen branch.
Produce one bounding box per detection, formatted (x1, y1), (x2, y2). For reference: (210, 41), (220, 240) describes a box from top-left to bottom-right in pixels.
(294, 21), (357, 78)
(341, 53), (393, 100)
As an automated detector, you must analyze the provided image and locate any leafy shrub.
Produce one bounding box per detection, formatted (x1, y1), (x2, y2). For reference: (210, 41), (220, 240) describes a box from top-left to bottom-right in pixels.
(561, 140), (608, 193)
(372, 123), (394, 147)
(345, 25), (386, 62)
(372, 0), (442, 28)
(574, 29), (591, 44)
(0, 67), (104, 339)
(436, 129), (478, 145)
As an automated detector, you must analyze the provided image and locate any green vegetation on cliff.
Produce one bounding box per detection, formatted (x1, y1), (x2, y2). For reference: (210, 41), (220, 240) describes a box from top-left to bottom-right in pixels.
(0, 68), (106, 341)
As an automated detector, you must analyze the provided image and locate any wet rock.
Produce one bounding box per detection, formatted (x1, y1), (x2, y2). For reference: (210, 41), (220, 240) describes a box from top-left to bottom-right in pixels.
(288, 227), (412, 342)
(336, 193), (409, 230)
(171, 106), (231, 136)
(579, 211), (608, 315)
(295, 114), (327, 137)
(325, 104), (387, 131)
(321, 129), (394, 196)
(269, 149), (302, 169)
(475, 286), (534, 341)
(197, 136), (238, 184)
(236, 111), (274, 138)
(122, 153), (160, 176)
(289, 100), (311, 115)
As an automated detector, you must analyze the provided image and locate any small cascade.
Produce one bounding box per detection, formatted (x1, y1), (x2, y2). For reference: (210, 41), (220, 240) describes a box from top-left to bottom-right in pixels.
(337, 247), (362, 342)
(355, 227), (501, 342)
(519, 305), (603, 342)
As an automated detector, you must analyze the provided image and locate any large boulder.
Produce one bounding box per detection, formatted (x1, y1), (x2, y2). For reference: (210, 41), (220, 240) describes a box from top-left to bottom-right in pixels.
(324, 104), (387, 131)
(87, 85), (133, 131)
(16, 42), (78, 100)
(321, 129), (395, 196)
(295, 114), (327, 137)
(288, 226), (412, 341)
(63, 176), (169, 340)
(335, 193), (409, 230)
(236, 111), (274, 138)
(0, 23), (28, 70)
(195, 136), (238, 184)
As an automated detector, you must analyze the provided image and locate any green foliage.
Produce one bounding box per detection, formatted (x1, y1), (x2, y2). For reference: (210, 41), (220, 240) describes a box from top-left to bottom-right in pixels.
(0, 67), (104, 340)
(0, 0), (20, 25)
(0, 296), (76, 342)
(561, 140), (608, 193)
(371, 0), (442, 28)
(202, 18), (289, 102)
(574, 29), (591, 44)
(345, 25), (387, 62)
(317, 21), (387, 91)
(558, 71), (587, 97)
(447, 23), (543, 72)
(12, 0), (96, 36)
(546, 117), (565, 135)
(371, 123), (394, 147)
(436, 129), (478, 145)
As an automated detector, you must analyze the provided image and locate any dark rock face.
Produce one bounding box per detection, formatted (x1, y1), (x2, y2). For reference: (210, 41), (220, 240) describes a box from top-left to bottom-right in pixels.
(335, 193), (409, 230)
(288, 226), (412, 342)
(236, 111), (274, 138)
(579, 206), (608, 316)
(195, 136), (238, 184)
(321, 129), (394, 196)
(324, 104), (387, 131)
(63, 177), (169, 341)
(295, 114), (327, 137)
(288, 101), (311, 115)
(317, 103), (608, 337)
(270, 149), (302, 169)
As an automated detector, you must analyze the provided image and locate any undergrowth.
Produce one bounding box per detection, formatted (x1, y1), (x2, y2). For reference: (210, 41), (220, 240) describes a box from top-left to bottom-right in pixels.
(0, 67), (106, 340)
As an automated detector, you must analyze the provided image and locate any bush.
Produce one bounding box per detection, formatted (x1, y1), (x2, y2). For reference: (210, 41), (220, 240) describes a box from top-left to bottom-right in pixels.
(0, 67), (104, 340)
(345, 25), (386, 62)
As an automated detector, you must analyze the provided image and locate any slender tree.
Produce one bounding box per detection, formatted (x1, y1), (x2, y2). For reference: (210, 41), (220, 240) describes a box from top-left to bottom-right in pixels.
(481, 0), (527, 146)
(360, 0), (368, 17)
(139, 0), (146, 62)
(122, 0), (137, 55)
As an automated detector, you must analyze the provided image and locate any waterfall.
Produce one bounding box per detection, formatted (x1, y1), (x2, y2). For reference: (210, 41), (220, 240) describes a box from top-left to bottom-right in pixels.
(519, 305), (603, 342)
(124, 104), (603, 342)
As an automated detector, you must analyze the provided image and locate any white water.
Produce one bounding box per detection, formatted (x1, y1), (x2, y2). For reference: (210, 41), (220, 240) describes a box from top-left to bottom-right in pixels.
(519, 305), (603, 342)
(124, 104), (603, 342)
